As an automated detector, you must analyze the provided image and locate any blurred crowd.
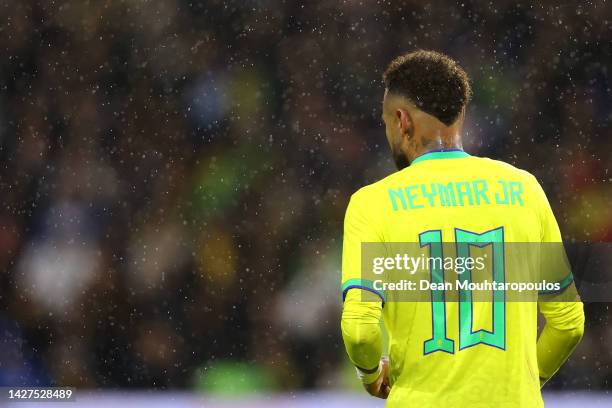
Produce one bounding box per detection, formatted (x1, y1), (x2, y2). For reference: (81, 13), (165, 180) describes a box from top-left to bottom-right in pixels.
(0, 0), (610, 392)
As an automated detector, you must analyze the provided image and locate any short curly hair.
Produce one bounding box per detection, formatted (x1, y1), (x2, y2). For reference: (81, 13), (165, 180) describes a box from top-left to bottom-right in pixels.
(383, 50), (472, 126)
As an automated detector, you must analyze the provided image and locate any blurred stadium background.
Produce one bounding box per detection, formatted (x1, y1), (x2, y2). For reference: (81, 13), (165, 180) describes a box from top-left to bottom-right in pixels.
(0, 0), (610, 406)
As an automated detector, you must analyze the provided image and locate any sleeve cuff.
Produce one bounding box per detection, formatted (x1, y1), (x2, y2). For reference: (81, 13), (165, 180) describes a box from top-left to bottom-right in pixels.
(355, 361), (382, 384)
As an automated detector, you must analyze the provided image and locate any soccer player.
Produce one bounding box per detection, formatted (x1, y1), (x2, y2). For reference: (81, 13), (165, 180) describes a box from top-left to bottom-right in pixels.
(340, 50), (584, 406)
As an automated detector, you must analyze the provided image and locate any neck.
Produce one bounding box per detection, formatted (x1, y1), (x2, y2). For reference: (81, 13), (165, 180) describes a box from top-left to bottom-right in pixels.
(410, 133), (463, 162)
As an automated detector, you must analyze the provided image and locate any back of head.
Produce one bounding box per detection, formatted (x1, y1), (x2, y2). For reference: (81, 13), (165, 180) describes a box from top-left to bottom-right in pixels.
(383, 50), (472, 126)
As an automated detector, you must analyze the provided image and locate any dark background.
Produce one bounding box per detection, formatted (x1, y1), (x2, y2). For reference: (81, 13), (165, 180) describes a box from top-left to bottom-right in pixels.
(0, 0), (610, 393)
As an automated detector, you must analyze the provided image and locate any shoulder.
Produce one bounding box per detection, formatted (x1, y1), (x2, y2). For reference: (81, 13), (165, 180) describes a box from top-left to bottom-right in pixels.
(349, 168), (411, 204)
(475, 156), (539, 184)
(345, 170), (411, 227)
(475, 156), (551, 209)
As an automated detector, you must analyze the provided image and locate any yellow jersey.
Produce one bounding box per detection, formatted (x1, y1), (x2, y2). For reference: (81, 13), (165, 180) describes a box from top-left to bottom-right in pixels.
(341, 149), (581, 407)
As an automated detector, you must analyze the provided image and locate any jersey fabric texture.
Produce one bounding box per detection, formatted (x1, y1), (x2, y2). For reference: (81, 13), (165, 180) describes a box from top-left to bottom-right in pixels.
(341, 149), (584, 407)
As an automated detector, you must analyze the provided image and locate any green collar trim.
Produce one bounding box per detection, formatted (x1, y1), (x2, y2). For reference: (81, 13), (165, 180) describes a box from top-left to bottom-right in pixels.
(411, 149), (470, 165)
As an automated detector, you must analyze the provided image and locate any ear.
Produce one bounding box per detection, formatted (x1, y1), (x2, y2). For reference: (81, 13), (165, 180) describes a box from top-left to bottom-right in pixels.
(395, 108), (413, 137)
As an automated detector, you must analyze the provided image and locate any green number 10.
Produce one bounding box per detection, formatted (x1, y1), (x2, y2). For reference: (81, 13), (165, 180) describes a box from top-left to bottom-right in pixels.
(419, 227), (506, 355)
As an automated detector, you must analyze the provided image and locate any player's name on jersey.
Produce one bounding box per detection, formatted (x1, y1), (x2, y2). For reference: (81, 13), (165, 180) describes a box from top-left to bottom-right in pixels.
(388, 179), (524, 210)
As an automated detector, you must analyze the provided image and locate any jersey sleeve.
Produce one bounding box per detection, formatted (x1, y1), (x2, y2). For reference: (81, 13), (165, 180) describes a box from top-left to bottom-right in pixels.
(537, 283), (585, 385)
(528, 175), (585, 384)
(341, 189), (385, 302)
(341, 188), (385, 381)
(527, 175), (574, 292)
